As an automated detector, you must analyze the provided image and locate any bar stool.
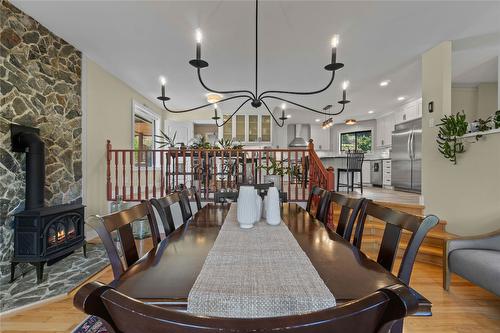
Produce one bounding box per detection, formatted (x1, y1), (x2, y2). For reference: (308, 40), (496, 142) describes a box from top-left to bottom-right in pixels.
(336, 152), (364, 193)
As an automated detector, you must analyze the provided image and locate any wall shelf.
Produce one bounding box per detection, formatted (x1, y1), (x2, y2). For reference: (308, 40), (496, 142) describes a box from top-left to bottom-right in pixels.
(460, 128), (500, 139)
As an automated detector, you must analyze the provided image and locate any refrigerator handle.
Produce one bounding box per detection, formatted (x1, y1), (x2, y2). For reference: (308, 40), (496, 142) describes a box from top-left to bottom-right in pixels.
(411, 130), (415, 160)
(407, 131), (412, 160)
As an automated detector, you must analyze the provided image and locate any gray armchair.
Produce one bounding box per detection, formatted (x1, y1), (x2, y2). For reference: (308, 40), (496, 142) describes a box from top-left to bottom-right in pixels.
(444, 228), (500, 296)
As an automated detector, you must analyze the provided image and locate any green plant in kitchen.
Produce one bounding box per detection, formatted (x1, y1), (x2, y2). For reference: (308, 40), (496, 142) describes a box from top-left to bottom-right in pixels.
(259, 157), (292, 176)
(155, 130), (177, 148)
(473, 116), (492, 140)
(216, 138), (244, 150)
(190, 135), (213, 149)
(436, 111), (468, 164)
(494, 110), (500, 129)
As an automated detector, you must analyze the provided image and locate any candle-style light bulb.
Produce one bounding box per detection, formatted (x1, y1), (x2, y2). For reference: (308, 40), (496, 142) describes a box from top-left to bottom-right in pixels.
(281, 103), (286, 110)
(342, 80), (349, 101)
(331, 34), (339, 64)
(159, 76), (167, 97)
(195, 29), (202, 60)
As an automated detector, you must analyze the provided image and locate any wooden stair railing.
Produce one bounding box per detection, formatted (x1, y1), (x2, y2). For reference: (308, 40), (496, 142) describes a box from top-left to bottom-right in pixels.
(307, 139), (334, 192)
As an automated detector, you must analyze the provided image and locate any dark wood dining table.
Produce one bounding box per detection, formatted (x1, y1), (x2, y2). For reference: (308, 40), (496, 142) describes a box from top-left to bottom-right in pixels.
(111, 203), (431, 315)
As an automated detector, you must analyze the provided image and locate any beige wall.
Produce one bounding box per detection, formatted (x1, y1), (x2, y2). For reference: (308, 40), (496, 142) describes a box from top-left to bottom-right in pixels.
(83, 57), (164, 217)
(477, 83), (498, 119)
(451, 87), (477, 119)
(422, 42), (500, 236)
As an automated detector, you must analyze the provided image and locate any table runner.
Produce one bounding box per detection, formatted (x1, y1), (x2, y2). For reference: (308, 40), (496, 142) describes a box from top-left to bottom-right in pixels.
(187, 204), (336, 318)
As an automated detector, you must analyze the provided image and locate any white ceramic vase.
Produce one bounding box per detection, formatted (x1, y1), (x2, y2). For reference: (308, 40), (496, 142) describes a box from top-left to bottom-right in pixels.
(237, 186), (257, 228)
(255, 190), (263, 223)
(265, 187), (281, 226)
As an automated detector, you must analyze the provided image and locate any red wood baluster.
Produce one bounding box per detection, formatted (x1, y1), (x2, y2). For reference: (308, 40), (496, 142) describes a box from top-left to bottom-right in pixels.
(182, 149), (187, 188)
(114, 151), (118, 200)
(106, 141), (112, 201)
(295, 151), (299, 201)
(228, 149), (232, 189)
(242, 150), (247, 183)
(302, 150), (306, 201)
(175, 150), (179, 190)
(129, 151), (133, 200)
(258, 151), (262, 184)
(190, 149), (194, 188)
(287, 151), (291, 200)
(197, 150), (202, 199)
(251, 151), (255, 183)
(122, 151), (126, 200)
(160, 151), (164, 196)
(280, 151), (284, 191)
(137, 150), (142, 201)
(152, 150), (157, 198)
(235, 150), (240, 187)
(213, 149), (217, 194)
(205, 150), (209, 199)
(145, 149), (149, 199)
(166, 150), (171, 194)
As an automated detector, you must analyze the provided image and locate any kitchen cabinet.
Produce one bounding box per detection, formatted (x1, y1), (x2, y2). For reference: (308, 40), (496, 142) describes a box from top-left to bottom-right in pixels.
(219, 114), (272, 143)
(376, 114), (395, 148)
(310, 124), (330, 150)
(394, 98), (422, 124)
(382, 159), (392, 187)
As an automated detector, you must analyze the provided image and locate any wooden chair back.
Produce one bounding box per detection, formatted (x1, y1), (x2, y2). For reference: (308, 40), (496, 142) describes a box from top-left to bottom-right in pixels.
(306, 186), (330, 223)
(178, 188), (194, 222)
(354, 201), (439, 284)
(190, 186), (203, 212)
(75, 281), (418, 333)
(87, 202), (160, 279)
(150, 193), (181, 236)
(326, 192), (366, 242)
(347, 152), (364, 171)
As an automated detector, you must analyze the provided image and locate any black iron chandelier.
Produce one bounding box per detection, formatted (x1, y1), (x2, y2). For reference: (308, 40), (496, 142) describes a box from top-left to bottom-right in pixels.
(157, 0), (350, 128)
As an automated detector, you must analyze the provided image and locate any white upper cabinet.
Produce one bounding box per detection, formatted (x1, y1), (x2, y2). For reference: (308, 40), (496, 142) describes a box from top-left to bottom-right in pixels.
(376, 113), (395, 148)
(394, 98), (422, 124)
(219, 114), (272, 144)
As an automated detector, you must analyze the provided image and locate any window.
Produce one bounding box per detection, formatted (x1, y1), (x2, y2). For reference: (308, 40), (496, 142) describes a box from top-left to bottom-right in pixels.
(340, 130), (372, 152)
(235, 115), (245, 141)
(261, 115), (271, 142)
(248, 115), (258, 142)
(132, 101), (159, 167)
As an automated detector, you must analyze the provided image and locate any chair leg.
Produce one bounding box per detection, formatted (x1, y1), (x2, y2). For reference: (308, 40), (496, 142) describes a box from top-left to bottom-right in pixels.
(443, 241), (451, 290)
(351, 172), (354, 192)
(360, 171), (363, 194)
(336, 170), (340, 192)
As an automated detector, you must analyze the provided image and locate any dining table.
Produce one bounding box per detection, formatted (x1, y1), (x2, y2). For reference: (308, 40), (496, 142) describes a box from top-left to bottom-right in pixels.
(110, 203), (431, 315)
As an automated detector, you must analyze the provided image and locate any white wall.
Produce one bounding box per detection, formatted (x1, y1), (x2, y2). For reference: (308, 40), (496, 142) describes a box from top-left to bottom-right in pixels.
(477, 83), (498, 119)
(83, 57), (164, 217)
(422, 42), (500, 236)
(451, 87), (477, 119)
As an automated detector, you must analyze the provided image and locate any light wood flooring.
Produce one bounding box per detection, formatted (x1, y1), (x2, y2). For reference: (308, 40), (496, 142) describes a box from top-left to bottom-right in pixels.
(339, 186), (424, 206)
(1, 239), (499, 333)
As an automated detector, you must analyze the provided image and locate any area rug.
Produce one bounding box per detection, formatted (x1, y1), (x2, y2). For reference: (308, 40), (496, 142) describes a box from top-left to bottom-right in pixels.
(72, 315), (108, 333)
(0, 243), (109, 312)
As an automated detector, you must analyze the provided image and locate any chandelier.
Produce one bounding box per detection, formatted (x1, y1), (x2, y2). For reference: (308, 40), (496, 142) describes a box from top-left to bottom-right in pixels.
(157, 0), (350, 128)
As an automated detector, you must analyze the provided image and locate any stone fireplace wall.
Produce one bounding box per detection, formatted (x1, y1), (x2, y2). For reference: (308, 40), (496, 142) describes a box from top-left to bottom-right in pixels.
(0, 0), (82, 281)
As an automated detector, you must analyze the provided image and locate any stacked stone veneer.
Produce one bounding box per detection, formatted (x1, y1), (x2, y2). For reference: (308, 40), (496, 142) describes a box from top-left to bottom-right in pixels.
(0, 0), (82, 281)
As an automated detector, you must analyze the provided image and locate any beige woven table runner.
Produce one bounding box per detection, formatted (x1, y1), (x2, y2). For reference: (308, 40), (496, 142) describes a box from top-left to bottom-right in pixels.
(187, 203), (336, 318)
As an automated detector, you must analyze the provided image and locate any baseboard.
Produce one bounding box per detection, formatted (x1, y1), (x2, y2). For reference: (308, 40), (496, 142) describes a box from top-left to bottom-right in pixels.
(0, 294), (66, 318)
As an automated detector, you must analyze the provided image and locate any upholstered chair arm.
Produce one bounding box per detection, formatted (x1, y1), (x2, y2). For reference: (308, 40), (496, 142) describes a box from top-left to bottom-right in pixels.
(448, 229), (500, 253)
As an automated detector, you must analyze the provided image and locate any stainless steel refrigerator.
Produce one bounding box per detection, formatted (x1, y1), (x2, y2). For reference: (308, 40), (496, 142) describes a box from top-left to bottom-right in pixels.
(391, 118), (421, 193)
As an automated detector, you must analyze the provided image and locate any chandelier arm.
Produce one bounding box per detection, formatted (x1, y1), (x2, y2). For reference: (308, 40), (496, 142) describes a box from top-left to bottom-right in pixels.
(197, 68), (256, 100)
(214, 98), (252, 128)
(260, 99), (285, 128)
(330, 103), (346, 116)
(257, 70), (335, 100)
(261, 95), (345, 116)
(161, 95), (249, 113)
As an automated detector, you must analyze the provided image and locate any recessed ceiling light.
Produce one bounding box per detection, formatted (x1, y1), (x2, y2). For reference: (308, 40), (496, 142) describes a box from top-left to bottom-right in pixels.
(379, 80), (390, 87)
(368, 110), (374, 114)
(315, 118), (321, 122)
(286, 114), (291, 119)
(397, 96), (405, 101)
(206, 92), (223, 104)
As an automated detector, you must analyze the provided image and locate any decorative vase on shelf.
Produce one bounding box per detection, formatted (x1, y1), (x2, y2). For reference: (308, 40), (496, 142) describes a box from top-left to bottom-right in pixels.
(254, 190), (263, 222)
(237, 186), (257, 229)
(265, 187), (281, 226)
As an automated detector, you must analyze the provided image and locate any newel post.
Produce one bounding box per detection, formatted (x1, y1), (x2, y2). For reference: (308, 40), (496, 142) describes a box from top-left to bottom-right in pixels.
(326, 166), (335, 191)
(106, 140), (112, 201)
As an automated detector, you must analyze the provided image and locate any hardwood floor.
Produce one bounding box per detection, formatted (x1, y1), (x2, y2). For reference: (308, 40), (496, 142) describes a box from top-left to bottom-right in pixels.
(338, 186), (424, 206)
(1, 242), (498, 332)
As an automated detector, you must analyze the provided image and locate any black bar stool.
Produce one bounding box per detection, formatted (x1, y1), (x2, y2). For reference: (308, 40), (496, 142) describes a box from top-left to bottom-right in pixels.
(336, 152), (364, 193)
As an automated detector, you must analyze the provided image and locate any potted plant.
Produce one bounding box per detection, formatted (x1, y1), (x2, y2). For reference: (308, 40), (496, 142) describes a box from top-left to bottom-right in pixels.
(494, 110), (500, 129)
(259, 157), (293, 190)
(436, 111), (468, 164)
(155, 130), (177, 148)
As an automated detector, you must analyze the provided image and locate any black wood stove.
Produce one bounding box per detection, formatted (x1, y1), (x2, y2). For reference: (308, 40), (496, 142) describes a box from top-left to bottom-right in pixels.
(10, 124), (86, 283)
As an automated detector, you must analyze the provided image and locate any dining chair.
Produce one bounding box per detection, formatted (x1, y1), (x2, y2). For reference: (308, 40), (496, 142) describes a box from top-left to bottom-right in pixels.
(306, 186), (330, 223)
(190, 186), (203, 212)
(75, 281), (418, 333)
(321, 192), (366, 242)
(150, 193), (183, 236)
(178, 188), (194, 222)
(336, 152), (364, 193)
(354, 200), (439, 285)
(87, 202), (161, 280)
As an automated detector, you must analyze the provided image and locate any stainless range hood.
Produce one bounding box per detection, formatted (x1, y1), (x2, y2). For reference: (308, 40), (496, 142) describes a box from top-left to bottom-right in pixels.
(288, 124), (308, 147)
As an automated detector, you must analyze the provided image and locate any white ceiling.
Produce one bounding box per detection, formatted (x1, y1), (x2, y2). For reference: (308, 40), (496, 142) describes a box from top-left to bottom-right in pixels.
(12, 1), (500, 123)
